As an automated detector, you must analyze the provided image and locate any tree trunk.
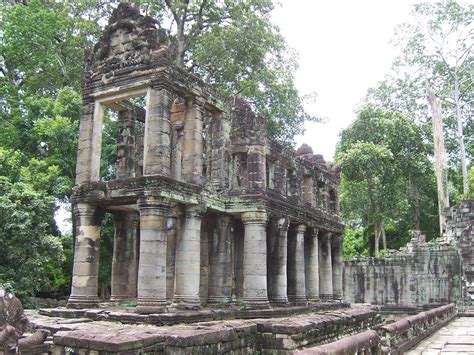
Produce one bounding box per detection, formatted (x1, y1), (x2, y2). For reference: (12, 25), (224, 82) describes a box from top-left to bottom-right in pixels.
(427, 84), (449, 235)
(381, 219), (387, 251)
(454, 72), (468, 195)
(374, 222), (380, 257)
(175, 22), (186, 69)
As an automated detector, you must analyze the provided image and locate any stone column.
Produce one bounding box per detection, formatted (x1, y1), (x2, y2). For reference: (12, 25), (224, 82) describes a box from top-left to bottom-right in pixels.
(332, 234), (344, 300)
(182, 97), (204, 185)
(208, 215), (234, 305)
(173, 205), (203, 309)
(247, 145), (266, 190)
(143, 86), (172, 176)
(305, 228), (320, 302)
(110, 211), (139, 301)
(319, 232), (333, 300)
(75, 100), (104, 184)
(136, 197), (169, 314)
(288, 224), (307, 305)
(242, 211), (269, 308)
(268, 218), (289, 305)
(116, 109), (136, 179)
(68, 203), (103, 308)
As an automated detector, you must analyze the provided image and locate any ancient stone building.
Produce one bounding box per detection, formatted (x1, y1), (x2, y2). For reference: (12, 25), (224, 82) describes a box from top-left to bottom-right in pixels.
(68, 3), (343, 312)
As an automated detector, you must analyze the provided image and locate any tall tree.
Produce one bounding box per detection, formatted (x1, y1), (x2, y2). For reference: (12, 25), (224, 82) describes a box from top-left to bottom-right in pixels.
(337, 104), (436, 256)
(392, 0), (473, 198)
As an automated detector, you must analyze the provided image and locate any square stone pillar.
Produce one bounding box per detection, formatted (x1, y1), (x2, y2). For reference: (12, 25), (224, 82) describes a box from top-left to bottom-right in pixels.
(173, 205), (203, 309)
(116, 109), (137, 179)
(305, 228), (320, 302)
(268, 218), (289, 305)
(242, 211), (269, 308)
(110, 211), (139, 301)
(332, 234), (344, 300)
(247, 145), (266, 190)
(182, 98), (205, 185)
(208, 215), (234, 305)
(68, 203), (104, 308)
(75, 100), (104, 184)
(288, 224), (307, 305)
(319, 232), (333, 300)
(136, 197), (169, 314)
(143, 86), (172, 176)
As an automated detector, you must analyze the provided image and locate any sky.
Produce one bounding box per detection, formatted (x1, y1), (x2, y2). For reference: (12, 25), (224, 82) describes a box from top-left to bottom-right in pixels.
(272, 0), (420, 161)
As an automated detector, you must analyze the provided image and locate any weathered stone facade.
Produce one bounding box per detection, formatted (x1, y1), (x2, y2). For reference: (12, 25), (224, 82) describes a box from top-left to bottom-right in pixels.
(68, 3), (343, 312)
(344, 200), (474, 310)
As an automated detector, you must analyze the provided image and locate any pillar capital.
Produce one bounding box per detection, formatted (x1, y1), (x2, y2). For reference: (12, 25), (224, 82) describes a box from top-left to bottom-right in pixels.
(138, 197), (170, 216)
(73, 202), (103, 221)
(311, 228), (320, 238)
(276, 217), (289, 232)
(188, 96), (205, 110)
(320, 231), (332, 241)
(185, 205), (206, 219)
(296, 224), (307, 234)
(217, 215), (233, 228)
(241, 211), (267, 224)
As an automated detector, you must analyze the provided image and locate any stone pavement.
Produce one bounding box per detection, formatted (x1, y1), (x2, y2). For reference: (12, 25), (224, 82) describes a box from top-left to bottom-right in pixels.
(407, 317), (474, 354)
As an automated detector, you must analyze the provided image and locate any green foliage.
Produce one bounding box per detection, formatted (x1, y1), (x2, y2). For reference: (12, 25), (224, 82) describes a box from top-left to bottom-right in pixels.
(0, 178), (64, 302)
(337, 104), (437, 256)
(343, 226), (369, 259)
(467, 166), (474, 199)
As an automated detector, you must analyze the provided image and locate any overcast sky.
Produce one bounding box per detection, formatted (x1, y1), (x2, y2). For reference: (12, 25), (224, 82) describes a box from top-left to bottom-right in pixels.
(272, 0), (421, 161)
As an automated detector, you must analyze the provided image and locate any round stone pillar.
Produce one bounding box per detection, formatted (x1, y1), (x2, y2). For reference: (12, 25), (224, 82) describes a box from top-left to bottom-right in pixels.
(136, 197), (169, 314)
(173, 205), (203, 309)
(208, 215), (234, 305)
(305, 228), (320, 302)
(110, 211), (139, 301)
(242, 211), (269, 308)
(268, 218), (289, 305)
(332, 234), (344, 300)
(288, 224), (307, 305)
(319, 232), (333, 300)
(68, 203), (103, 308)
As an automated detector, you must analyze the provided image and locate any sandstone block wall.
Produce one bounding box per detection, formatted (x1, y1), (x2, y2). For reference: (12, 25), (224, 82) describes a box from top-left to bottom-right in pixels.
(343, 245), (462, 309)
(344, 200), (473, 310)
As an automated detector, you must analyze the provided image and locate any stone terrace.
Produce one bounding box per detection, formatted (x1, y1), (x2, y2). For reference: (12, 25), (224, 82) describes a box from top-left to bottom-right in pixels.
(27, 306), (381, 354)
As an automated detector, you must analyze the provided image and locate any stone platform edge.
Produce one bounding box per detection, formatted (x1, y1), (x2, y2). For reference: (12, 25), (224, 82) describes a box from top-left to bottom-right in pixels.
(38, 301), (349, 326)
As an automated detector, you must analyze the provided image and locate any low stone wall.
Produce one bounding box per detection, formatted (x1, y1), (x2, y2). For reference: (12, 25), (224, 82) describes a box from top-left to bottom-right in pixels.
(293, 330), (380, 354)
(380, 303), (456, 354)
(292, 303), (457, 355)
(344, 244), (462, 309)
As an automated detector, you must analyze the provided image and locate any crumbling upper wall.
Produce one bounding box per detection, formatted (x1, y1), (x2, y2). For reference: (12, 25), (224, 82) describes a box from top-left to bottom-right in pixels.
(84, 3), (169, 91)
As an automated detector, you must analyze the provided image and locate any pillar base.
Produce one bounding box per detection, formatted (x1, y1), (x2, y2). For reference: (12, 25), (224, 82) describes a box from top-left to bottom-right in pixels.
(67, 295), (99, 309)
(207, 296), (233, 306)
(307, 297), (320, 303)
(110, 295), (136, 303)
(172, 296), (201, 310)
(319, 294), (334, 301)
(288, 295), (307, 306)
(136, 298), (167, 314)
(243, 297), (269, 309)
(269, 296), (289, 306)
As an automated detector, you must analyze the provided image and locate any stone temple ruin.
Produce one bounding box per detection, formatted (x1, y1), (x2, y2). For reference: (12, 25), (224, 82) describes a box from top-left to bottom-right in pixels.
(68, 3), (343, 312)
(5, 3), (474, 354)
